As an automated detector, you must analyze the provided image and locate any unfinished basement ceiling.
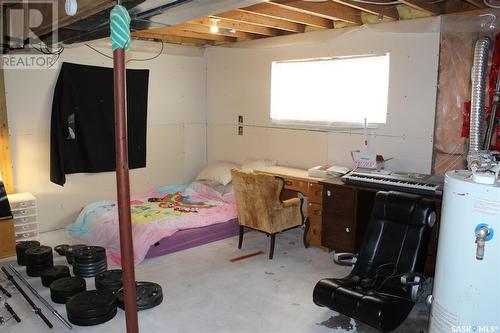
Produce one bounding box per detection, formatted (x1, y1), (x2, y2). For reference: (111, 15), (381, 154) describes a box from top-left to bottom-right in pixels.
(131, 0), (486, 46)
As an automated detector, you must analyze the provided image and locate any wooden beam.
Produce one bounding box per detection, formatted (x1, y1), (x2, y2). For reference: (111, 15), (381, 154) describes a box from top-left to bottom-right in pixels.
(329, 0), (400, 20)
(172, 23), (261, 40)
(443, 0), (478, 12)
(461, 0), (486, 8)
(398, 0), (443, 14)
(270, 0), (362, 24)
(33, 0), (115, 37)
(136, 27), (237, 43)
(0, 69), (14, 194)
(240, 2), (334, 29)
(188, 17), (283, 37)
(132, 31), (214, 46)
(214, 10), (306, 32)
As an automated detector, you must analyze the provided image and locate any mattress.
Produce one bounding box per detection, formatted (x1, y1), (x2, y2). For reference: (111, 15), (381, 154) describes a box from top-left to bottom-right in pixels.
(145, 218), (241, 258)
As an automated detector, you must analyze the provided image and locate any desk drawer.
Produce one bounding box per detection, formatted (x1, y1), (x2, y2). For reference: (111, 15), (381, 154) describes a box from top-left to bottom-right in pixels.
(308, 202), (322, 220)
(329, 225), (354, 252)
(307, 203), (322, 247)
(283, 178), (308, 194)
(308, 183), (323, 204)
(323, 186), (355, 228)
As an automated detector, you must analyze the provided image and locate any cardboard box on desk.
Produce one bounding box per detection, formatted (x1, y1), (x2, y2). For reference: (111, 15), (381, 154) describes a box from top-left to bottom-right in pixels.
(351, 151), (390, 170)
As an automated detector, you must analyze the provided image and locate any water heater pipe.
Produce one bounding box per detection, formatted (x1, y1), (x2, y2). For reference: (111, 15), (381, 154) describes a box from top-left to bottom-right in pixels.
(468, 37), (491, 169)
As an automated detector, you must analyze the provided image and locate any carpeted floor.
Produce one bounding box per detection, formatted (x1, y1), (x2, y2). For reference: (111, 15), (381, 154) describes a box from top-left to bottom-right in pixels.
(0, 228), (430, 332)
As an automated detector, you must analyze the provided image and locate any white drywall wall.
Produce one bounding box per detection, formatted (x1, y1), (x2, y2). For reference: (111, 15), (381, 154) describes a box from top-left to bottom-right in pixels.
(206, 17), (441, 174)
(4, 40), (207, 232)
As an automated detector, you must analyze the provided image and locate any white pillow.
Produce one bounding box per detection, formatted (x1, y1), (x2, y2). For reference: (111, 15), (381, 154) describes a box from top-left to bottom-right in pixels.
(196, 161), (241, 186)
(241, 158), (278, 172)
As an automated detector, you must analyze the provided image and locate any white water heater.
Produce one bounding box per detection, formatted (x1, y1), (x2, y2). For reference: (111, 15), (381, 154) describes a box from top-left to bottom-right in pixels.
(429, 170), (500, 333)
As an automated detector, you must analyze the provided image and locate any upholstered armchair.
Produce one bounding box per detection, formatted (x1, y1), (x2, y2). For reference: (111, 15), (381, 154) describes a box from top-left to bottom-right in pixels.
(231, 168), (308, 259)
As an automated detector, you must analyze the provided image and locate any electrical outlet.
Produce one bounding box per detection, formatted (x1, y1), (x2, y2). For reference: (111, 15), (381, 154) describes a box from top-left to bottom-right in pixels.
(238, 126), (243, 136)
(238, 115), (243, 124)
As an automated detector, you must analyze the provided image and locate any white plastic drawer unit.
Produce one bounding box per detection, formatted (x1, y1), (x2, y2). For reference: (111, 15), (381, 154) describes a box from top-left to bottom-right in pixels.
(13, 215), (37, 225)
(14, 222), (38, 233)
(15, 230), (38, 240)
(12, 207), (36, 218)
(8, 192), (36, 210)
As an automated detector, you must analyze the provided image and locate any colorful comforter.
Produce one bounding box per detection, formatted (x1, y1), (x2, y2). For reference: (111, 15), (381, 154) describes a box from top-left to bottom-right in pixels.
(67, 182), (237, 265)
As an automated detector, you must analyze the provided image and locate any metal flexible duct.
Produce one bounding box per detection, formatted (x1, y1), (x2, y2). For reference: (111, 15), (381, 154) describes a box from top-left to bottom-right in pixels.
(469, 37), (491, 155)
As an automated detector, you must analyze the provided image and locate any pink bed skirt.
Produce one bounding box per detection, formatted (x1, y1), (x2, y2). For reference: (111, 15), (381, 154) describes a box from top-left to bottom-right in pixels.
(145, 218), (243, 258)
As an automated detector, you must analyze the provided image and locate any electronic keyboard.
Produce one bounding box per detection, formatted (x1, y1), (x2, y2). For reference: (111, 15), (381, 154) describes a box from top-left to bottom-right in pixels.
(341, 169), (444, 197)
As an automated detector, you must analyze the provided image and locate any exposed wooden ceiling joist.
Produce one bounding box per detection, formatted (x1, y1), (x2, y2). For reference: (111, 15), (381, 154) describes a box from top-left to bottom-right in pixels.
(270, 0), (363, 25)
(462, 0), (487, 7)
(135, 27), (237, 43)
(34, 0), (114, 37)
(330, 0), (400, 20)
(172, 23), (262, 40)
(188, 17), (284, 37)
(214, 10), (307, 33)
(240, 2), (334, 29)
(398, 0), (442, 14)
(132, 31), (215, 46)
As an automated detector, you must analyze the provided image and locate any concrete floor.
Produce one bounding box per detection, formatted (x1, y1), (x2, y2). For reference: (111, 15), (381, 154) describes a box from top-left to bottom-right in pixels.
(0, 228), (429, 333)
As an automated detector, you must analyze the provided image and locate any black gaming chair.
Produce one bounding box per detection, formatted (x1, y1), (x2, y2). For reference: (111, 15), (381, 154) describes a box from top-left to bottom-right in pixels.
(313, 191), (436, 332)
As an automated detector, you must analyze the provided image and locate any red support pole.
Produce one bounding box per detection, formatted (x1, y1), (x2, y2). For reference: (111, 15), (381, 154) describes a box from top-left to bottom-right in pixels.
(113, 47), (139, 333)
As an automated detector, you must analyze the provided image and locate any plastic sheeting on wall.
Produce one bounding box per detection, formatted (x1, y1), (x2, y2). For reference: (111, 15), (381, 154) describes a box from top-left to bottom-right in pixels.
(433, 11), (500, 175)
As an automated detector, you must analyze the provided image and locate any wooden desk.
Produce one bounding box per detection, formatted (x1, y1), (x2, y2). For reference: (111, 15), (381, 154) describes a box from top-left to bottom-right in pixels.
(0, 218), (16, 259)
(320, 177), (442, 276)
(255, 166), (328, 249)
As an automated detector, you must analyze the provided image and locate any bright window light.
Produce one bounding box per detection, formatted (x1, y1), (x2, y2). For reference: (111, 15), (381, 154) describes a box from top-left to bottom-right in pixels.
(270, 54), (390, 126)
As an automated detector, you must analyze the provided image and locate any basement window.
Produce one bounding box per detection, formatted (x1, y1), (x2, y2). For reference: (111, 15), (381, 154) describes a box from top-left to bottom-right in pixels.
(270, 54), (390, 128)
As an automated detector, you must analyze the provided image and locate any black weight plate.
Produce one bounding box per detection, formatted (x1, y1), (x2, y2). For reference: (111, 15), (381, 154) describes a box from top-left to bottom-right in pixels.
(40, 265), (71, 287)
(66, 244), (87, 264)
(16, 240), (41, 250)
(73, 263), (108, 272)
(25, 245), (53, 258)
(54, 244), (70, 256)
(16, 241), (41, 265)
(116, 282), (163, 311)
(74, 267), (107, 276)
(73, 257), (107, 265)
(27, 265), (54, 277)
(95, 270), (123, 291)
(50, 277), (86, 295)
(67, 307), (117, 326)
(73, 246), (106, 259)
(73, 265), (108, 272)
(66, 290), (117, 319)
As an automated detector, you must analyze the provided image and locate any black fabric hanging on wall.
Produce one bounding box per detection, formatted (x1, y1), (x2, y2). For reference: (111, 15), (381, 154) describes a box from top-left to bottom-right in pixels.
(50, 62), (149, 186)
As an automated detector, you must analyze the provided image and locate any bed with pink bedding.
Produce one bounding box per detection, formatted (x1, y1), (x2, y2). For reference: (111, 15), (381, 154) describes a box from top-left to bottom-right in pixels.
(67, 182), (238, 265)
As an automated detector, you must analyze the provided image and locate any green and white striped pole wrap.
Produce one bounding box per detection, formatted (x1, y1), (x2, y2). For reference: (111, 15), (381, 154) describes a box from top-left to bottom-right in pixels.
(110, 5), (131, 52)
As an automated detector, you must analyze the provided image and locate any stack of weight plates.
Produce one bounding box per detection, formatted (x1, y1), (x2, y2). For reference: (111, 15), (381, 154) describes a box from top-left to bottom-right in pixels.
(40, 265), (71, 287)
(66, 289), (117, 326)
(65, 244), (87, 264)
(25, 246), (53, 277)
(50, 277), (86, 304)
(54, 244), (70, 256)
(95, 270), (123, 293)
(15, 241), (40, 266)
(116, 282), (163, 311)
(73, 246), (107, 278)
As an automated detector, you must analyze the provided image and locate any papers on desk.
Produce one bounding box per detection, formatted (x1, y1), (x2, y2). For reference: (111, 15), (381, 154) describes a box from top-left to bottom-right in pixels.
(308, 165), (351, 178)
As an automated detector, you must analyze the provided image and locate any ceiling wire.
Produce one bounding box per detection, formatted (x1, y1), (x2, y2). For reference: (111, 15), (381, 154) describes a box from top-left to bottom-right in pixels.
(484, 0), (500, 8)
(349, 0), (401, 5)
(85, 41), (164, 63)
